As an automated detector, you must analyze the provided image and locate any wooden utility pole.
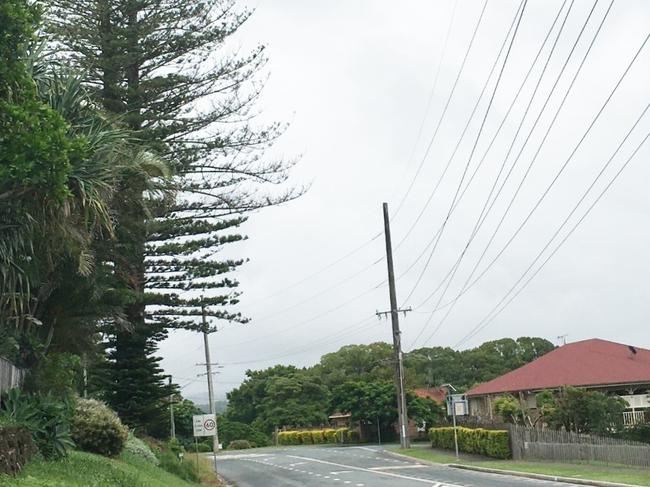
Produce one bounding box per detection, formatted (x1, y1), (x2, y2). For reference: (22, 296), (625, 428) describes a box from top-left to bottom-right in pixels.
(169, 375), (176, 439)
(381, 202), (410, 449)
(201, 302), (219, 469)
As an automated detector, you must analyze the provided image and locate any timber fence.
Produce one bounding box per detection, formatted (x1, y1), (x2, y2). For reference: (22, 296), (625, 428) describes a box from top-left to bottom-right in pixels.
(0, 357), (26, 395)
(508, 424), (650, 467)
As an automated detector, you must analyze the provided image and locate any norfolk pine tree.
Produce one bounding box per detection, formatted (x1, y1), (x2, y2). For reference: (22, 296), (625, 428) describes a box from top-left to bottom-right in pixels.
(46, 0), (299, 432)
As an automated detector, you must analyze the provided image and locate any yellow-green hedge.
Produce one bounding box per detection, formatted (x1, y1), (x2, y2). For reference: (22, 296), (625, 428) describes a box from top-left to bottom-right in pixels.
(277, 428), (353, 445)
(428, 427), (510, 459)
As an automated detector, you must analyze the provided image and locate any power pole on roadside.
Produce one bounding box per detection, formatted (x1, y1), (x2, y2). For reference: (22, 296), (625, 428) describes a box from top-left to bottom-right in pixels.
(379, 202), (411, 449)
(169, 375), (176, 439)
(200, 301), (220, 469)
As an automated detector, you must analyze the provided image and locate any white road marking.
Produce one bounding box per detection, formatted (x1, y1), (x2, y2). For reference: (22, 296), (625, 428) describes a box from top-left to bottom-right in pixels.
(369, 465), (428, 470)
(287, 455), (465, 486)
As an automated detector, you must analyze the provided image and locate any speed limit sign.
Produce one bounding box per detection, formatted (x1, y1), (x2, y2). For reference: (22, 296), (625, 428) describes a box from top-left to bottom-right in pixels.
(193, 414), (217, 437)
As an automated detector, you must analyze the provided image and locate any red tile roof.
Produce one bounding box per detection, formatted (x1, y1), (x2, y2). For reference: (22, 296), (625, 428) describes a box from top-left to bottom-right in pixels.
(466, 339), (650, 397)
(413, 388), (447, 403)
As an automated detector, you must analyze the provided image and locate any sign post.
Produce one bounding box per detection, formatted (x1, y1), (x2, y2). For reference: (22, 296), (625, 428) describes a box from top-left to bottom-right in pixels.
(193, 414), (218, 472)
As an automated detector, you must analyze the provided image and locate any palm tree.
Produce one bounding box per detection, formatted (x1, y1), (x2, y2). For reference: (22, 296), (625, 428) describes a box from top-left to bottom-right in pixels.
(0, 47), (169, 359)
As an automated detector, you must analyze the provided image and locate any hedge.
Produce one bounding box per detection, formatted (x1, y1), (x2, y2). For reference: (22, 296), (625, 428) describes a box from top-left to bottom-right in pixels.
(0, 426), (37, 475)
(277, 428), (355, 445)
(428, 427), (510, 459)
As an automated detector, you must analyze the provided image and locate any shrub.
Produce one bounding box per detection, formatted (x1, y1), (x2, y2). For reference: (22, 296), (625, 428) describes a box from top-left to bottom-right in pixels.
(335, 428), (349, 443)
(124, 433), (159, 465)
(323, 429), (338, 443)
(72, 398), (128, 457)
(428, 427), (510, 459)
(0, 388), (73, 460)
(218, 417), (269, 448)
(299, 431), (313, 444)
(347, 430), (360, 443)
(311, 430), (325, 444)
(228, 439), (252, 450)
(157, 450), (200, 482)
(0, 426), (36, 475)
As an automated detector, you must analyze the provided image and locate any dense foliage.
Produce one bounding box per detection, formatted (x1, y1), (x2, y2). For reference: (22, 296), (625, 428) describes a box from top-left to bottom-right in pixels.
(71, 399), (128, 457)
(429, 426), (511, 459)
(1, 0), (297, 441)
(536, 387), (627, 435)
(42, 0), (299, 435)
(277, 428), (351, 445)
(225, 338), (553, 434)
(406, 337), (555, 391)
(0, 389), (74, 460)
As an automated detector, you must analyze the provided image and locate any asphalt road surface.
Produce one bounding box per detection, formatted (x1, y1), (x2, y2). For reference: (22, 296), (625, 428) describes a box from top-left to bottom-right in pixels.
(214, 445), (580, 487)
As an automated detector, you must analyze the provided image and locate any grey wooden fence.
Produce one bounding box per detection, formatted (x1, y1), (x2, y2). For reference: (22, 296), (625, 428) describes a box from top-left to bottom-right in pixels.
(509, 424), (650, 467)
(0, 356), (26, 394)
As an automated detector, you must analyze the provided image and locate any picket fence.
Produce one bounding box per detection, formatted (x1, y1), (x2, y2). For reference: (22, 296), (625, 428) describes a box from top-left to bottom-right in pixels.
(0, 356), (26, 394)
(509, 424), (650, 467)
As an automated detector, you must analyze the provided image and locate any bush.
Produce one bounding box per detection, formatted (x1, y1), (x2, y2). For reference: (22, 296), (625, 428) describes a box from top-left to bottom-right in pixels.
(323, 429), (338, 443)
(124, 433), (159, 465)
(0, 388), (73, 460)
(218, 417), (269, 447)
(0, 426), (36, 475)
(347, 430), (360, 443)
(614, 423), (650, 444)
(228, 439), (252, 450)
(428, 427), (510, 459)
(311, 430), (325, 444)
(72, 398), (128, 457)
(299, 430), (313, 444)
(157, 450), (200, 483)
(278, 428), (347, 445)
(335, 428), (349, 443)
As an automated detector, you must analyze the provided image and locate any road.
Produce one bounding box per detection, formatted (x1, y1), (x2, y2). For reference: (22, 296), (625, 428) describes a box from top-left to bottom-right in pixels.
(214, 445), (579, 487)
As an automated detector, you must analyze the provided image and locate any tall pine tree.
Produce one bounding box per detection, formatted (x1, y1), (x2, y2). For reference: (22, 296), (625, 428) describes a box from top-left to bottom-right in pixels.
(47, 0), (298, 433)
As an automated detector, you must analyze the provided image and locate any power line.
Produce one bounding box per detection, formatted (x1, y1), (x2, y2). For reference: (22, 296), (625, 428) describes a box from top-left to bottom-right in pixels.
(220, 315), (379, 366)
(392, 0), (568, 290)
(391, 0), (459, 218)
(241, 232), (382, 308)
(422, 22), (648, 348)
(411, 0), (613, 345)
(411, 0), (582, 313)
(219, 281), (386, 349)
(391, 0), (490, 221)
(401, 0), (529, 308)
(408, 0), (589, 346)
(395, 0), (527, 251)
(455, 113), (650, 348)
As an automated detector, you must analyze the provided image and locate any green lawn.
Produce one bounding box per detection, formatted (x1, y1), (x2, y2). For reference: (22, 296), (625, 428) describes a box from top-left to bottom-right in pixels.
(394, 448), (650, 486)
(0, 451), (203, 487)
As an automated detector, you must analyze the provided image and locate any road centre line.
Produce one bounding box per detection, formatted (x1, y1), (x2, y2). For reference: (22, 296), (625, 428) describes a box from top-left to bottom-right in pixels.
(287, 455), (465, 486)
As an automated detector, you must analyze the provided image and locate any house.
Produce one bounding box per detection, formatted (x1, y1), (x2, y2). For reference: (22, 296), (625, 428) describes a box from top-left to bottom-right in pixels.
(328, 412), (352, 429)
(465, 339), (650, 425)
(406, 388), (448, 438)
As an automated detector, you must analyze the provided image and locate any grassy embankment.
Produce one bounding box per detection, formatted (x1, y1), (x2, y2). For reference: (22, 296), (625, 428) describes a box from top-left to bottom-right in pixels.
(394, 447), (650, 486)
(0, 451), (224, 487)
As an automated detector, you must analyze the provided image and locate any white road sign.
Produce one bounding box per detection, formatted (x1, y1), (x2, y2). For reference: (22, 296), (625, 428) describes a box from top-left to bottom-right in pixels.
(193, 414), (217, 437)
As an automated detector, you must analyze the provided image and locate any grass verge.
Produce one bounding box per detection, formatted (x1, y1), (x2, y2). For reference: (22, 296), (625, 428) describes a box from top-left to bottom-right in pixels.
(393, 447), (650, 486)
(0, 450), (223, 487)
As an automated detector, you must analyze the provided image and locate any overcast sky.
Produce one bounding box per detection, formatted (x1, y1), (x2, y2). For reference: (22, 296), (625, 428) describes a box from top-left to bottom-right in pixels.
(159, 0), (650, 402)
